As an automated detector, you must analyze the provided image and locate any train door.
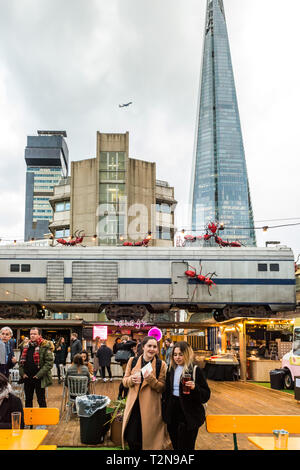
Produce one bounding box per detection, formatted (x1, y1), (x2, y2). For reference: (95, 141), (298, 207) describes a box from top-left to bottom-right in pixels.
(171, 262), (188, 300)
(46, 261), (65, 300)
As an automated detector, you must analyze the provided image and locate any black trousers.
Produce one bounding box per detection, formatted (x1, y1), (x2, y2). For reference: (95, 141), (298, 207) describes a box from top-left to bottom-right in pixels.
(124, 398), (142, 450)
(101, 366), (112, 379)
(167, 396), (199, 450)
(24, 377), (47, 408)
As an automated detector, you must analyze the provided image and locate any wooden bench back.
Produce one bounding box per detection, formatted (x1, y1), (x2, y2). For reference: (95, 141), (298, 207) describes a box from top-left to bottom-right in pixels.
(24, 407), (59, 426)
(206, 415), (300, 434)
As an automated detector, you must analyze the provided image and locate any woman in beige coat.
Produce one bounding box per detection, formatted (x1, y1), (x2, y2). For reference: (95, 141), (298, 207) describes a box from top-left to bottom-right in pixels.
(122, 336), (171, 450)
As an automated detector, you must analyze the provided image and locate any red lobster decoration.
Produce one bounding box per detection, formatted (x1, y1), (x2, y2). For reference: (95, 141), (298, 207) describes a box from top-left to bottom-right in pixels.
(184, 222), (242, 248)
(184, 263), (217, 297)
(56, 230), (86, 247)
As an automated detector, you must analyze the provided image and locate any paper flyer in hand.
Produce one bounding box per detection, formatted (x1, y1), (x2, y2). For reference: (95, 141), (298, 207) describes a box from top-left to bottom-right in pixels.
(141, 362), (153, 377)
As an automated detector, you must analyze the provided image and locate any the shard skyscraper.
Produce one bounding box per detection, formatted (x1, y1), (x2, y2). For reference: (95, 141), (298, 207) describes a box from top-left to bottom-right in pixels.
(190, 0), (256, 246)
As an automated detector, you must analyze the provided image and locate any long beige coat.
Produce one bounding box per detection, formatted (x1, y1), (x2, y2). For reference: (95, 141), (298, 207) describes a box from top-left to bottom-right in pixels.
(122, 356), (171, 450)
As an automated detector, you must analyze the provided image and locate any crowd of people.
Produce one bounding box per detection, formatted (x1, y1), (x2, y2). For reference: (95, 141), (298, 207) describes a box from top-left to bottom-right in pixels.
(0, 326), (210, 451)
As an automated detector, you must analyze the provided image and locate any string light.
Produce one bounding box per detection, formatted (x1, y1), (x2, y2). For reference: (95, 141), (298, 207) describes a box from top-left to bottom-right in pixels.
(1, 219), (300, 245)
(0, 286), (31, 303)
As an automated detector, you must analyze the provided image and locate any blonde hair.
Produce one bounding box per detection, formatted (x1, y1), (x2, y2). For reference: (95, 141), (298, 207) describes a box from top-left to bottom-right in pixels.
(170, 341), (194, 374)
(121, 335), (129, 342)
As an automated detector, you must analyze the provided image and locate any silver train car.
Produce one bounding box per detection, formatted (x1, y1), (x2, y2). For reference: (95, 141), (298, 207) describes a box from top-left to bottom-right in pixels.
(0, 245), (296, 321)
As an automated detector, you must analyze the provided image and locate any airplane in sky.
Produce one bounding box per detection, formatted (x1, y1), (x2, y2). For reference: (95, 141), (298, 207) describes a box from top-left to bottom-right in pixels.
(119, 102), (133, 108)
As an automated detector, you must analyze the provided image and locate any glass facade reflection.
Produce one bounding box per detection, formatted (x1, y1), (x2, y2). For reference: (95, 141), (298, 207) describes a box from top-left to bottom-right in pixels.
(191, 0), (256, 245)
(99, 151), (126, 244)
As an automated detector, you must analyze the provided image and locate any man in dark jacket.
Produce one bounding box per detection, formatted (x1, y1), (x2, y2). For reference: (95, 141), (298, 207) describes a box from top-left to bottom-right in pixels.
(70, 333), (82, 362)
(19, 327), (54, 408)
(96, 342), (113, 382)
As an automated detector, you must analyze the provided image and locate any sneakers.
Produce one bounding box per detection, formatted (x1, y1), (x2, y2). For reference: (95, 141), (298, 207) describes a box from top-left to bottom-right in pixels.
(103, 378), (108, 382)
(109, 378), (113, 382)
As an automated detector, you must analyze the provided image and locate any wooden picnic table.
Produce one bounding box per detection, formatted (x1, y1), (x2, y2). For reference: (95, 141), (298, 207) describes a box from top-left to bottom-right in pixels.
(0, 429), (48, 450)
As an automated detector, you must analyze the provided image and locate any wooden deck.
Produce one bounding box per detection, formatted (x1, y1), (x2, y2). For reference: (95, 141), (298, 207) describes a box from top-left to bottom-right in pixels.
(34, 379), (300, 450)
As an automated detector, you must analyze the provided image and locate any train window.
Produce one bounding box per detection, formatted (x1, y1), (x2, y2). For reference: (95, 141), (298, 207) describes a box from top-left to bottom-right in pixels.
(10, 264), (20, 272)
(270, 264), (280, 272)
(257, 263), (268, 271)
(21, 264), (31, 272)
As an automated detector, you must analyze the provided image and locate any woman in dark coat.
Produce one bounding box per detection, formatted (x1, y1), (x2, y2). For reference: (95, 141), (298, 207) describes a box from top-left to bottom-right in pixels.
(0, 373), (24, 429)
(54, 337), (67, 384)
(163, 341), (210, 450)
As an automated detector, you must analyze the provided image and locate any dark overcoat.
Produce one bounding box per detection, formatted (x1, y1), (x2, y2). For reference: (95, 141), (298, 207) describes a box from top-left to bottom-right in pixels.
(163, 364), (210, 429)
(96, 345), (113, 367)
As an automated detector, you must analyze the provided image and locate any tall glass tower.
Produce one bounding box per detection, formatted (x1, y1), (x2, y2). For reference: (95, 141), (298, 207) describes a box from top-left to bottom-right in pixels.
(24, 130), (69, 241)
(190, 0), (256, 246)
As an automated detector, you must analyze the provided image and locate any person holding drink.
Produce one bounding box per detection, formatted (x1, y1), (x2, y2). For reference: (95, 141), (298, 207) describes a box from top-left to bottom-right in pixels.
(122, 336), (171, 450)
(0, 372), (24, 430)
(162, 341), (210, 450)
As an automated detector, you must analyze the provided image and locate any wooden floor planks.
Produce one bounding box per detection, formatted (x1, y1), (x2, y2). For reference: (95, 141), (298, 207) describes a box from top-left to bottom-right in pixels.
(29, 379), (300, 450)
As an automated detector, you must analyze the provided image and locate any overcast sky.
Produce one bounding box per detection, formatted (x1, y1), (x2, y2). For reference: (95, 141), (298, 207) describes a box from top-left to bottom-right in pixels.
(0, 0), (299, 259)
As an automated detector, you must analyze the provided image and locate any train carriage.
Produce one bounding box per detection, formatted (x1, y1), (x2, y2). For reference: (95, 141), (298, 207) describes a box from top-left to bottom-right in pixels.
(0, 245), (296, 322)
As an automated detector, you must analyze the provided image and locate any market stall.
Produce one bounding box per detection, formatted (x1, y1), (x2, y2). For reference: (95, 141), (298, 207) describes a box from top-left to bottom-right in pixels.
(217, 318), (294, 382)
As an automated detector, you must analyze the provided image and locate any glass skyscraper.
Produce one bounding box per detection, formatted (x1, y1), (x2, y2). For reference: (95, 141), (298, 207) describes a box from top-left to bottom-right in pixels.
(24, 131), (69, 241)
(190, 0), (256, 246)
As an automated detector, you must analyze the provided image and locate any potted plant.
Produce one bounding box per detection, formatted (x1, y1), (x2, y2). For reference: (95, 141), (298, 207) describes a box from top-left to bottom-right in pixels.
(106, 398), (126, 447)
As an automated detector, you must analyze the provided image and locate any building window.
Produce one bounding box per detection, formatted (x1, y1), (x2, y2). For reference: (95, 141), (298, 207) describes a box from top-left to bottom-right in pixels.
(55, 201), (70, 212)
(21, 264), (31, 272)
(55, 228), (70, 238)
(258, 264), (268, 272)
(156, 203), (171, 214)
(10, 264), (20, 272)
(270, 264), (280, 272)
(156, 226), (171, 240)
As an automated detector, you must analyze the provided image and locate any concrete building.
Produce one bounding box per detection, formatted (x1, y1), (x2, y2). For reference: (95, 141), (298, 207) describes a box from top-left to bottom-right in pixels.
(48, 177), (71, 239)
(49, 131), (176, 247)
(24, 130), (69, 241)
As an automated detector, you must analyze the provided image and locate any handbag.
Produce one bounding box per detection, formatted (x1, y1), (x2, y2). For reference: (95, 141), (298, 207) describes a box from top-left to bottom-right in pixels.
(115, 349), (131, 362)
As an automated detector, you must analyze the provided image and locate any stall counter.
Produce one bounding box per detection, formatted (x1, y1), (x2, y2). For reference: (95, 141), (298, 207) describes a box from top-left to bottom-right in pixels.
(248, 358), (282, 382)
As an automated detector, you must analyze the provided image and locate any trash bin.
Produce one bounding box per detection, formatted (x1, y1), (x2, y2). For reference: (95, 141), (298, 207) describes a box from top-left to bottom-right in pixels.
(76, 395), (111, 445)
(269, 369), (285, 390)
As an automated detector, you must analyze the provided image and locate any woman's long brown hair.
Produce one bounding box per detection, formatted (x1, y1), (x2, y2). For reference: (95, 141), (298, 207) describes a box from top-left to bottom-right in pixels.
(169, 341), (194, 374)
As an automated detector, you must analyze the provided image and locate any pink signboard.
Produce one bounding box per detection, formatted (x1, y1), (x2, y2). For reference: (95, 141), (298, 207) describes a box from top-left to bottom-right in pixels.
(93, 325), (108, 340)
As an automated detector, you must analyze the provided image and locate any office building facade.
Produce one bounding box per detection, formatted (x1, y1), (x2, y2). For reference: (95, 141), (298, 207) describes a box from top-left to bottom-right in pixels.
(190, 0), (256, 245)
(49, 132), (176, 247)
(24, 131), (69, 241)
